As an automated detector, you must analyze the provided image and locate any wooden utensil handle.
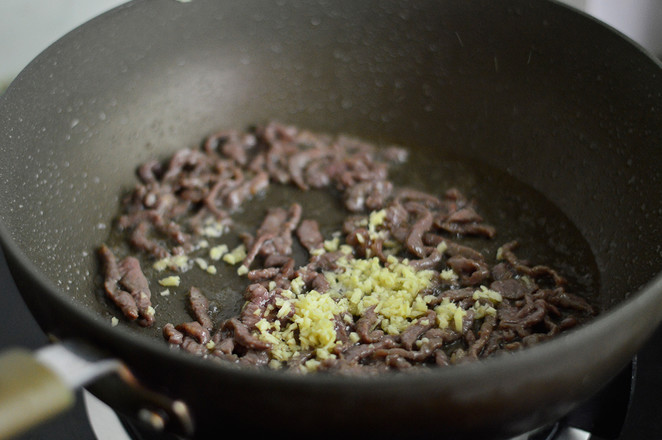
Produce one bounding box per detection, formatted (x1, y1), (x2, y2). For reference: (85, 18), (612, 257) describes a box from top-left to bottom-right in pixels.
(0, 348), (74, 440)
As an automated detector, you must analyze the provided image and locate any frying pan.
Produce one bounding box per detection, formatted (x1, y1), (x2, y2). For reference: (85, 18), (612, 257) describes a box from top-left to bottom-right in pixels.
(1, 0), (662, 439)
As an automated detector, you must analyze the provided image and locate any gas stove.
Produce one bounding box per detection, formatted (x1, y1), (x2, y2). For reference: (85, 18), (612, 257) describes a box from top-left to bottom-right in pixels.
(1, 245), (661, 440)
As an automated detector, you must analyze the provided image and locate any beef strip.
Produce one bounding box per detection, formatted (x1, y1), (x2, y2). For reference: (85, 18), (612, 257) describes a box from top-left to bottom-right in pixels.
(117, 256), (154, 327)
(296, 219), (324, 253)
(188, 287), (214, 331)
(98, 244), (154, 326)
(252, 204), (302, 258)
(176, 321), (211, 345)
(98, 244), (139, 321)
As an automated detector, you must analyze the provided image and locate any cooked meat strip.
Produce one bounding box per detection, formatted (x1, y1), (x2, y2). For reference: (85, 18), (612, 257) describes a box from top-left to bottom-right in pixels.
(296, 219), (324, 253)
(222, 318), (271, 351)
(355, 306), (385, 343)
(253, 204), (302, 258)
(344, 179), (393, 212)
(242, 232), (276, 269)
(466, 315), (497, 359)
(98, 244), (139, 321)
(188, 287), (214, 331)
(176, 321), (211, 345)
(499, 241), (566, 286)
(117, 256), (154, 327)
(203, 129), (257, 166)
(225, 171), (270, 210)
(490, 278), (535, 300)
(399, 310), (437, 350)
(97, 244), (154, 326)
(163, 323), (184, 345)
(129, 221), (170, 260)
(404, 202), (435, 258)
(447, 255), (490, 285)
(180, 338), (209, 356)
(546, 289), (595, 314)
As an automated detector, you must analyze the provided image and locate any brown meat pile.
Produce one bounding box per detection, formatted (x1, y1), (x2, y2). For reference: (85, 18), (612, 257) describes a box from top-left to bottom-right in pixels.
(98, 121), (596, 374)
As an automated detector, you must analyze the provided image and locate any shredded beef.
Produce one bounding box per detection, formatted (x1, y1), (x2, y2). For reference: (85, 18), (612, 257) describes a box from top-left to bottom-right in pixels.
(98, 122), (598, 374)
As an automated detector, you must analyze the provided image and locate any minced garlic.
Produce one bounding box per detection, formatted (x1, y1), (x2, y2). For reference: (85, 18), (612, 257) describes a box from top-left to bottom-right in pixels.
(440, 268), (458, 282)
(323, 236), (340, 252)
(434, 298), (466, 332)
(201, 218), (226, 238)
(158, 275), (181, 287)
(239, 210), (508, 372)
(237, 265), (249, 276)
(153, 254), (190, 272)
(222, 244), (246, 265)
(253, 251), (438, 371)
(326, 255), (434, 334)
(209, 244), (229, 261)
(473, 285), (503, 303)
(194, 258), (209, 270)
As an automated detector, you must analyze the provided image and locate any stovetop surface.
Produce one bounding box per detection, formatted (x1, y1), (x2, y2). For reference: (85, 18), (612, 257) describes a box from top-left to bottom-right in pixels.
(1, 246), (660, 440)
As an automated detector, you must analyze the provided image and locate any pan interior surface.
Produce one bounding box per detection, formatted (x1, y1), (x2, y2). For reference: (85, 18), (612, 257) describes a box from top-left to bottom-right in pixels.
(1, 0), (662, 438)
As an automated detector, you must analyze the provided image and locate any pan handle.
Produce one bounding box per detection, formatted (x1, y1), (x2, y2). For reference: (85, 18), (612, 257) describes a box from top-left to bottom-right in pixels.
(0, 348), (76, 439)
(0, 341), (194, 439)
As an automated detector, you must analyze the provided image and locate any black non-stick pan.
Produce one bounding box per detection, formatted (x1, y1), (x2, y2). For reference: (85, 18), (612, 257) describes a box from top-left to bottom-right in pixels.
(1, 1), (661, 439)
